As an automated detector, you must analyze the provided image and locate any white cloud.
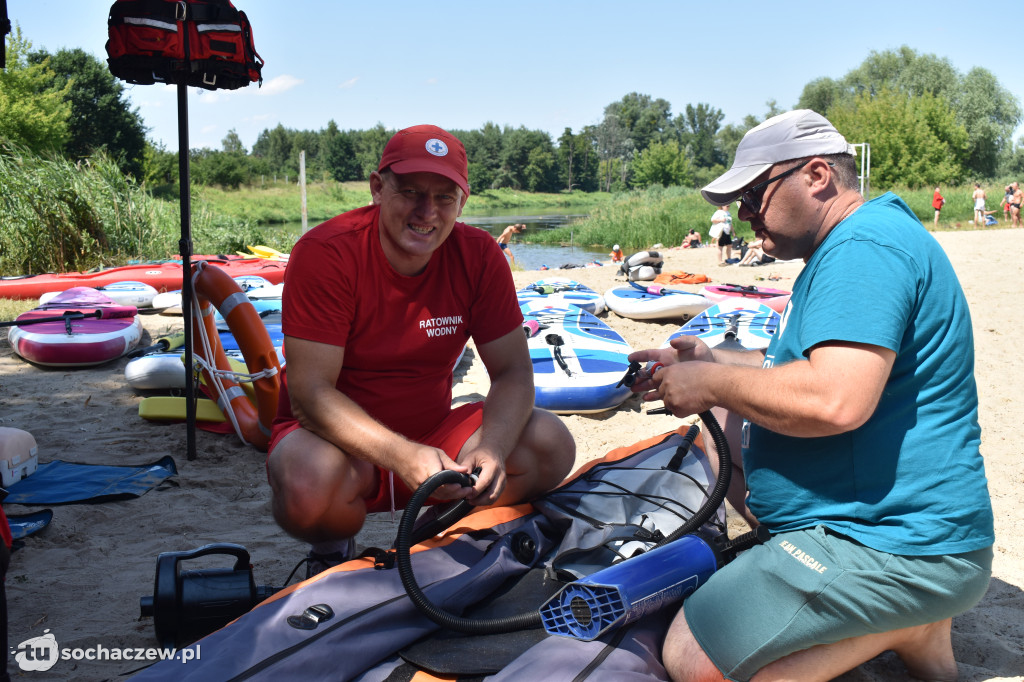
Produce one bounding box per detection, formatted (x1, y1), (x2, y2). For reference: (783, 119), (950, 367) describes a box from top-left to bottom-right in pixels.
(339, 77), (359, 89)
(257, 74), (304, 96)
(426, 77), (438, 85)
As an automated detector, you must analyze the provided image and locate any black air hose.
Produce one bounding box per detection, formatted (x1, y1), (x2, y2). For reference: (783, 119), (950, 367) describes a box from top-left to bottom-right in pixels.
(395, 408), (732, 634)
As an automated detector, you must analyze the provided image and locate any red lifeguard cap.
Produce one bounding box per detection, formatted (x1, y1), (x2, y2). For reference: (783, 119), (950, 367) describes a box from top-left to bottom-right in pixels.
(378, 125), (470, 197)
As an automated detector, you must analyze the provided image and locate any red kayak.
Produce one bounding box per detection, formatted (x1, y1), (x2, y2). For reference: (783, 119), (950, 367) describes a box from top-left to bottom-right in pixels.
(0, 257), (287, 301)
(699, 284), (791, 313)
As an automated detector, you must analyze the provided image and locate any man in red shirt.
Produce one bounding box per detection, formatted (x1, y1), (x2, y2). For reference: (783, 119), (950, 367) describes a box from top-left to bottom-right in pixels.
(268, 125), (575, 575)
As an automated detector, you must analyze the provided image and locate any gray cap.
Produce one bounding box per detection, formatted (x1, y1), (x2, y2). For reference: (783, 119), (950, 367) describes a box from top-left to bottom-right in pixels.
(701, 109), (855, 206)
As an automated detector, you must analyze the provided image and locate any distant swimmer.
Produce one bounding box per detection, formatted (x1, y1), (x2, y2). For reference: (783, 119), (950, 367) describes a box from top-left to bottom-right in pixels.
(496, 223), (524, 264)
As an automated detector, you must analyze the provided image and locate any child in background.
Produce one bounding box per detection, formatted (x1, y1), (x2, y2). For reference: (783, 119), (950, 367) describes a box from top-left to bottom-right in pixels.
(609, 244), (624, 262)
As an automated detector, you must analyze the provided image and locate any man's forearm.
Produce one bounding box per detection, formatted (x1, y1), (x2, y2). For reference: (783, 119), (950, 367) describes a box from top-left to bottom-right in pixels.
(477, 374), (535, 461)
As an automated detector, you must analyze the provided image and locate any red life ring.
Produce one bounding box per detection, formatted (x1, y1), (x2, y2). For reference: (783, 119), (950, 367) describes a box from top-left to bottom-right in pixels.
(191, 261), (281, 451)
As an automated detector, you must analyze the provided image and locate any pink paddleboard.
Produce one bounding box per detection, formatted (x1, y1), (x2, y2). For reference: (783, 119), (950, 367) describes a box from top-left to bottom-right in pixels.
(699, 284), (791, 313)
(7, 287), (142, 367)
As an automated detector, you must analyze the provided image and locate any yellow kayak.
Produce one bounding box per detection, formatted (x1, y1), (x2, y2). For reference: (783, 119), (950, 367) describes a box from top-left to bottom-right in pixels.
(247, 245), (289, 261)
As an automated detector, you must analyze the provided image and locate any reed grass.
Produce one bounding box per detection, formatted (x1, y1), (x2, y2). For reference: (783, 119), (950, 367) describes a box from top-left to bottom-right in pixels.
(527, 181), (1018, 253)
(0, 145), (294, 275)
(527, 185), (753, 252)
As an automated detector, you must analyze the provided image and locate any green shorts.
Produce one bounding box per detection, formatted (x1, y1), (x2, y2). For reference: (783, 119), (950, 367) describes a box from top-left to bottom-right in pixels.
(683, 526), (992, 681)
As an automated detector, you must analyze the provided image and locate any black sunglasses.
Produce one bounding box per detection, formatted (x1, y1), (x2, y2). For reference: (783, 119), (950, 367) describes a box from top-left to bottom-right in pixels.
(739, 160), (832, 215)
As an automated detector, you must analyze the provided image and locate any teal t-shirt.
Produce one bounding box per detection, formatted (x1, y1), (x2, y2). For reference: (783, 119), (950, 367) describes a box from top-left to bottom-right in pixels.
(744, 193), (994, 555)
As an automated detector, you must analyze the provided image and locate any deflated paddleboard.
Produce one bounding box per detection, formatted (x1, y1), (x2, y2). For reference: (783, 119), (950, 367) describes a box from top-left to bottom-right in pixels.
(663, 300), (779, 352)
(521, 300), (632, 414)
(517, 278), (606, 315)
(604, 283), (711, 321)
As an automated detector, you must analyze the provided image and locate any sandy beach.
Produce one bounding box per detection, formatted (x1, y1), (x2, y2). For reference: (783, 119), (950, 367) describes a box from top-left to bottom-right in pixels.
(2, 228), (1022, 681)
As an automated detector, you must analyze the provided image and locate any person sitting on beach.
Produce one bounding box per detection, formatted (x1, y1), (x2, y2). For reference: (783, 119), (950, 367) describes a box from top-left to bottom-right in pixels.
(496, 223), (524, 264)
(609, 244), (624, 262)
(735, 238), (765, 266)
(267, 125), (575, 577)
(628, 110), (993, 681)
(681, 229), (702, 248)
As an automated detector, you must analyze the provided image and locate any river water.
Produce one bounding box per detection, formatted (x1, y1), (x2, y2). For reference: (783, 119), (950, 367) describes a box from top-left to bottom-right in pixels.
(460, 212), (608, 271)
(277, 211), (608, 272)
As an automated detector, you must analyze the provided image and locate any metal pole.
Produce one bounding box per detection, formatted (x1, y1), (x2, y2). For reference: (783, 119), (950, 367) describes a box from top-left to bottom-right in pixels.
(300, 150), (308, 233)
(177, 83), (196, 461)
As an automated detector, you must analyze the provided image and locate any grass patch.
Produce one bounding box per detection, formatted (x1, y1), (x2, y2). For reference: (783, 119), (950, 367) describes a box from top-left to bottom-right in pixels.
(0, 297), (37, 322)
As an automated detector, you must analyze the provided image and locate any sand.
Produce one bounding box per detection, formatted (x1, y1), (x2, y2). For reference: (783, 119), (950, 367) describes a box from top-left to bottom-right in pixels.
(1, 229), (1022, 681)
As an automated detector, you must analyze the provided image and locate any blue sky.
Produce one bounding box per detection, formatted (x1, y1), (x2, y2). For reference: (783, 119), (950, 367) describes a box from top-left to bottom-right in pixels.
(9, 1), (1024, 153)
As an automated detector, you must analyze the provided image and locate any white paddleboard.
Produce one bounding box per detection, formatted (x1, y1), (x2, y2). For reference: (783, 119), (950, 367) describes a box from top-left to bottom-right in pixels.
(663, 300), (779, 352)
(517, 278), (606, 315)
(520, 300), (632, 414)
(604, 283), (711, 321)
(39, 280), (157, 308)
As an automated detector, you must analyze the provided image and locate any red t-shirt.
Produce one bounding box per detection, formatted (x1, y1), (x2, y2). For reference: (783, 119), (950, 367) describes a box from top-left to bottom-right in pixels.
(274, 205), (521, 441)
(932, 190), (944, 210)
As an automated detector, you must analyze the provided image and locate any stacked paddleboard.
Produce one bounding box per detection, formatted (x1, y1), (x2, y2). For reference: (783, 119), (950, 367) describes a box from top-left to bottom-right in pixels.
(39, 280), (158, 309)
(663, 299), (779, 352)
(517, 278), (606, 315)
(520, 300), (632, 414)
(7, 287), (142, 367)
(604, 282), (711, 321)
(151, 276), (283, 314)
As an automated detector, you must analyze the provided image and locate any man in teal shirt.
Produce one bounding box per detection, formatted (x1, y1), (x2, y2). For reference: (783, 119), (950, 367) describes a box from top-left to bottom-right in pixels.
(629, 110), (993, 681)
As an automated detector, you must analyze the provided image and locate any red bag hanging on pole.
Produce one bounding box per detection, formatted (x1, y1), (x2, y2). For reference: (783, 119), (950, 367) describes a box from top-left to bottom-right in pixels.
(105, 0), (263, 91)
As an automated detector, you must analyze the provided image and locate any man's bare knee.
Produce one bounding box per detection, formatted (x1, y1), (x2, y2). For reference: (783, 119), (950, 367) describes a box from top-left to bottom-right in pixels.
(268, 429), (373, 540)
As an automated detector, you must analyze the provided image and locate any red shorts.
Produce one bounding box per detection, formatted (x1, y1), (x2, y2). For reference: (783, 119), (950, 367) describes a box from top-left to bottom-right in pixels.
(269, 402), (484, 514)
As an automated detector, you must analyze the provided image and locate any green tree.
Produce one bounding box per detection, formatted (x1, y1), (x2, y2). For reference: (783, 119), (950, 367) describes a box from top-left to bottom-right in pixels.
(828, 88), (968, 187)
(956, 67), (1021, 178)
(677, 103), (724, 169)
(322, 121), (360, 182)
(353, 123), (392, 180)
(142, 140), (177, 189)
(0, 28), (70, 154)
(798, 46), (1021, 180)
(631, 140), (692, 188)
(222, 128), (246, 154)
(798, 77), (844, 115)
(459, 122), (504, 191)
(604, 92), (672, 152)
(495, 127), (556, 191)
(29, 47), (147, 178)
(594, 112), (632, 191)
(191, 147), (248, 189)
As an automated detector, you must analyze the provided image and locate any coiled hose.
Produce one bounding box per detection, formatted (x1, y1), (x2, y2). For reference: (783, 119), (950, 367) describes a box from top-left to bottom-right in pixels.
(395, 409), (731, 634)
